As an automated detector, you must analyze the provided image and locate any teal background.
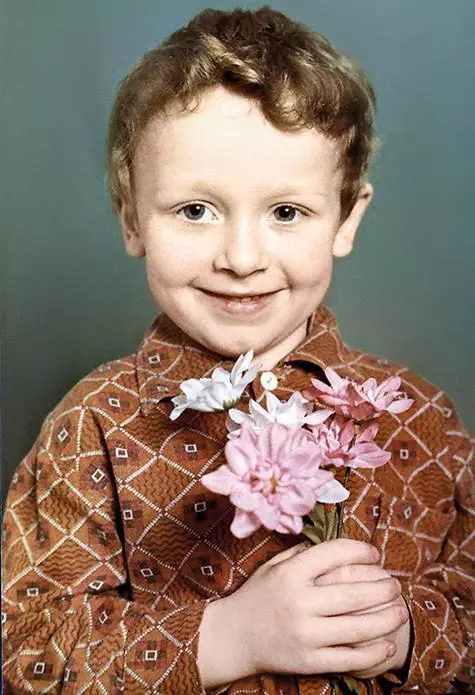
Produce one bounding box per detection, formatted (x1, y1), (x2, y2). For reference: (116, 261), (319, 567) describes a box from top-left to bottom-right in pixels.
(2, 0), (474, 495)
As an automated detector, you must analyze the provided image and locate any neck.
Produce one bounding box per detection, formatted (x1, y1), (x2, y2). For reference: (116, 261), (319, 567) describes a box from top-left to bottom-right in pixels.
(252, 318), (310, 371)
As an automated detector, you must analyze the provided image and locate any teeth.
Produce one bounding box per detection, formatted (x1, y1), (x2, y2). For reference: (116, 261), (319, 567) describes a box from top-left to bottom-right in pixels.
(203, 289), (268, 302)
(227, 295), (261, 302)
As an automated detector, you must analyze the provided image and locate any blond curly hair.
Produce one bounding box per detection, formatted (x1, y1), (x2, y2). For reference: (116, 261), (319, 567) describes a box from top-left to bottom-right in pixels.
(107, 6), (378, 220)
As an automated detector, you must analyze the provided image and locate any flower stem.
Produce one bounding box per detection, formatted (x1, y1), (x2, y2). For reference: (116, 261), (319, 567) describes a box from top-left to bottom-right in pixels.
(336, 466), (351, 539)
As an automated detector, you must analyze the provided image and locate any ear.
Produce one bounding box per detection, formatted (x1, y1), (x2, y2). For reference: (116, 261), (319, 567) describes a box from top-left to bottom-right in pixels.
(332, 183), (373, 258)
(118, 201), (146, 258)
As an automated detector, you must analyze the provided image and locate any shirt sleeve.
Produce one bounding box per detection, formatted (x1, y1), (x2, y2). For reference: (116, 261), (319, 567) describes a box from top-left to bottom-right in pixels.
(2, 406), (208, 695)
(388, 413), (475, 693)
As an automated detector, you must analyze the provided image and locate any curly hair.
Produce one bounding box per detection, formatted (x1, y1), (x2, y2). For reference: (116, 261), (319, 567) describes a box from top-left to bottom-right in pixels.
(107, 6), (378, 220)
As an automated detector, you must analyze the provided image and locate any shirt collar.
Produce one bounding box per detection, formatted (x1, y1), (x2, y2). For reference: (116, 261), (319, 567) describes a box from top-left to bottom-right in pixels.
(136, 305), (346, 417)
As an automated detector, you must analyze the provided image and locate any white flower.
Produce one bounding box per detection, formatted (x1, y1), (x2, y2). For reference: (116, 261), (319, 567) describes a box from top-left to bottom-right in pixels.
(227, 391), (333, 438)
(170, 350), (258, 421)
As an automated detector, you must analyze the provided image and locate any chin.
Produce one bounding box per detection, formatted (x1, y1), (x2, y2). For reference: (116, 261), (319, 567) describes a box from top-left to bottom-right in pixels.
(206, 339), (256, 358)
(199, 332), (262, 358)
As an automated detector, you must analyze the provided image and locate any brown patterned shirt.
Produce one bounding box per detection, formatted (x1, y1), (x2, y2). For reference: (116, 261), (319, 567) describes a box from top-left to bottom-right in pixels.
(2, 306), (473, 694)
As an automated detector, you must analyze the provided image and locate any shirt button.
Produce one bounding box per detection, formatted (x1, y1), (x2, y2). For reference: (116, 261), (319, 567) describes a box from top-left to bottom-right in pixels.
(260, 371), (278, 391)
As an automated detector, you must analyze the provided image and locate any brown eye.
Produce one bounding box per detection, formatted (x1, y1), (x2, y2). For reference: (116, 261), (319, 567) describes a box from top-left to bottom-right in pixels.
(273, 205), (301, 222)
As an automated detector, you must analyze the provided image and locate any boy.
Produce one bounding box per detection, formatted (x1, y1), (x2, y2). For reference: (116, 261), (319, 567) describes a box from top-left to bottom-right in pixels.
(2, 6), (473, 695)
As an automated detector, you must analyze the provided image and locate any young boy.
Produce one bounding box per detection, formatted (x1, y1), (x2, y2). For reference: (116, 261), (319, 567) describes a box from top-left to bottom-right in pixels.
(2, 7), (473, 695)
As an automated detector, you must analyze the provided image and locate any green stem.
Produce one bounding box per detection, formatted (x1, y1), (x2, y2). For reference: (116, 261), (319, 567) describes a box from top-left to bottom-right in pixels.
(336, 466), (351, 539)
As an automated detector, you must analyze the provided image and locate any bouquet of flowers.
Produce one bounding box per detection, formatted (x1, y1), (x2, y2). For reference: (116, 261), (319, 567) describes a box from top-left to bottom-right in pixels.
(170, 352), (413, 543)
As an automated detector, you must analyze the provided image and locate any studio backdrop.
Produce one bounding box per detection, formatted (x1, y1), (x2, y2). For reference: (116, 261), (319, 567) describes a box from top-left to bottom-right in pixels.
(2, 0), (474, 497)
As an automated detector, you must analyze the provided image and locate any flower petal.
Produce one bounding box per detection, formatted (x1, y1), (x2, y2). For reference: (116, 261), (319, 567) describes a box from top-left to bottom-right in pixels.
(348, 442), (391, 468)
(169, 396), (189, 421)
(211, 367), (232, 384)
(315, 478), (350, 503)
(258, 423), (289, 462)
(201, 466), (237, 495)
(249, 399), (273, 423)
(225, 445), (254, 477)
(356, 422), (379, 443)
(180, 378), (208, 398)
(387, 397), (414, 414)
(304, 408), (334, 426)
(253, 501), (280, 530)
(230, 509), (261, 538)
(279, 486), (315, 516)
(231, 350), (253, 381)
(265, 391), (281, 416)
(276, 514), (303, 535)
(375, 375), (401, 396)
(227, 408), (249, 425)
(361, 377), (378, 393)
(340, 419), (356, 447)
(230, 486), (261, 512)
(324, 367), (349, 392)
(232, 350), (259, 388)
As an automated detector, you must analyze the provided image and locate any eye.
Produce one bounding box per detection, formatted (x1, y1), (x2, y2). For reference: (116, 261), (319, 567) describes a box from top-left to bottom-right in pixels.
(177, 203), (216, 222)
(272, 205), (304, 223)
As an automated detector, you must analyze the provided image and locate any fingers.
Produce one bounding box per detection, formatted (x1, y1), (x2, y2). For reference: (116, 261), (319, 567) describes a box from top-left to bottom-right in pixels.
(350, 597), (400, 617)
(313, 578), (401, 616)
(292, 539), (380, 579)
(317, 604), (409, 647)
(312, 641), (396, 676)
(313, 563), (390, 586)
(265, 542), (309, 567)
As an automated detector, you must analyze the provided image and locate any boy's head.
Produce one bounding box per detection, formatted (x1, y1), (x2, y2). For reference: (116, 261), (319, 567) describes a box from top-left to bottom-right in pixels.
(108, 6), (377, 222)
(107, 6), (376, 367)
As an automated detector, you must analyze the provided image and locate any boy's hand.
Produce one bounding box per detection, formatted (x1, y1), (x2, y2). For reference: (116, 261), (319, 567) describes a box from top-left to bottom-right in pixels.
(199, 539), (409, 687)
(313, 561), (412, 679)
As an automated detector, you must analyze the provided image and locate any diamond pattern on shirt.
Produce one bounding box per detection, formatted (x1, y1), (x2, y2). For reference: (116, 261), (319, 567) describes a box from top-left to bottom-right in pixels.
(2, 306), (473, 695)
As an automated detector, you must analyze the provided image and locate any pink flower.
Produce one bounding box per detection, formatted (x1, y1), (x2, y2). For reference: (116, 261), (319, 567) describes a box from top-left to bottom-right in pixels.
(310, 417), (391, 469)
(346, 421), (391, 468)
(201, 423), (348, 538)
(310, 415), (354, 467)
(356, 376), (414, 416)
(302, 367), (356, 417)
(303, 367), (414, 421)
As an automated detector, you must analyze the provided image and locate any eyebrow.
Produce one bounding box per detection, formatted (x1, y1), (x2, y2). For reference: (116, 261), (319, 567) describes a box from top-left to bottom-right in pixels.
(155, 179), (329, 200)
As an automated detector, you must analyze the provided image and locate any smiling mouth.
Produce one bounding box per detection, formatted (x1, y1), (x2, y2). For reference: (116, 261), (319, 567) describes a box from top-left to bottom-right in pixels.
(198, 288), (279, 314)
(200, 289), (277, 301)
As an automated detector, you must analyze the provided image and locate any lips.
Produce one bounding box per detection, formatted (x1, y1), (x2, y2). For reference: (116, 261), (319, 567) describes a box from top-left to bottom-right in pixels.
(200, 289), (275, 301)
(199, 288), (278, 315)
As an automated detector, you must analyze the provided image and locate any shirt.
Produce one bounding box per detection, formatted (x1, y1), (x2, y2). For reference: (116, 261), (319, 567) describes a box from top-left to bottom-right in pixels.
(2, 306), (474, 694)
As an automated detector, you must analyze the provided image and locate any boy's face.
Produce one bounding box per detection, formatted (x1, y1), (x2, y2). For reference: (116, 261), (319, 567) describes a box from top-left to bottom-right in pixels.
(120, 87), (372, 368)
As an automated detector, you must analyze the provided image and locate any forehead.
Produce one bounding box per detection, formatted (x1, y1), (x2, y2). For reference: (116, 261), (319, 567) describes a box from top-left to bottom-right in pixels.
(134, 87), (343, 194)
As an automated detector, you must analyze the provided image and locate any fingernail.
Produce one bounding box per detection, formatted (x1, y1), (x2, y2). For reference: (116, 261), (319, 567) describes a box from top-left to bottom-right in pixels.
(386, 642), (397, 658)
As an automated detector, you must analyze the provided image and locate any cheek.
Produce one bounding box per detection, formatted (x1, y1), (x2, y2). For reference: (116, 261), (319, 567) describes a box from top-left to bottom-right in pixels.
(144, 231), (204, 286)
(283, 236), (335, 287)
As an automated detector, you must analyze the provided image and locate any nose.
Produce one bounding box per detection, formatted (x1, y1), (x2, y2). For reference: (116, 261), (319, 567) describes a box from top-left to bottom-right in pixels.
(213, 216), (270, 277)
